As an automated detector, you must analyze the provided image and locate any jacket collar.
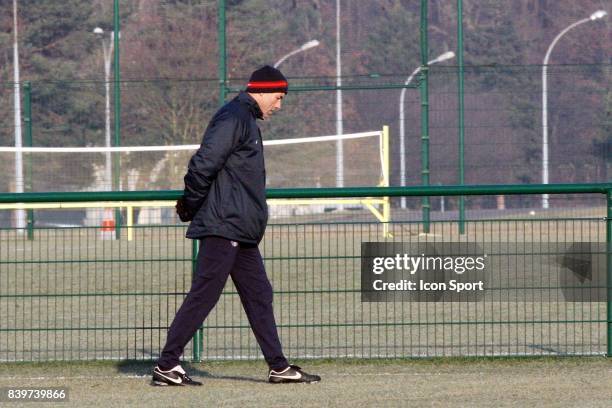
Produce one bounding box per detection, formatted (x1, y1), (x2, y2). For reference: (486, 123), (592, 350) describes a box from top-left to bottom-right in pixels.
(237, 91), (263, 120)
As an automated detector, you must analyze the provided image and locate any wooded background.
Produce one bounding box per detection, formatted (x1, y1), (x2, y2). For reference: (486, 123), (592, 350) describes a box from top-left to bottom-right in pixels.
(0, 1), (609, 204)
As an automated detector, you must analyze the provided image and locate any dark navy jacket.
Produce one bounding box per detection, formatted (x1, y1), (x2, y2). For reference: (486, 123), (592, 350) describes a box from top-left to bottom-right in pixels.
(183, 92), (267, 244)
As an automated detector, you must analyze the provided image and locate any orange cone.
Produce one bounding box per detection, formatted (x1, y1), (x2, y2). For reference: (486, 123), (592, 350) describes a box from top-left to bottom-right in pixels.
(100, 210), (116, 240)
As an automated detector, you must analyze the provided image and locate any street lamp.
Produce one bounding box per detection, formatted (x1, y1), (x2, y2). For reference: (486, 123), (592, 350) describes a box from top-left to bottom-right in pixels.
(273, 40), (320, 68)
(541, 10), (607, 209)
(399, 51), (455, 208)
(93, 27), (115, 191)
(12, 0), (25, 230)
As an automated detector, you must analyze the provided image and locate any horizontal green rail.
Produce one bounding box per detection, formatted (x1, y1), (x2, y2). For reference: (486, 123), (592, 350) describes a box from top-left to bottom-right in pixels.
(0, 183), (610, 203)
(1, 320), (604, 332)
(226, 82), (422, 93)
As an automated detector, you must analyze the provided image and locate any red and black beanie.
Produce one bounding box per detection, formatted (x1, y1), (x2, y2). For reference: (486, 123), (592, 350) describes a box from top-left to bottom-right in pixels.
(246, 65), (288, 94)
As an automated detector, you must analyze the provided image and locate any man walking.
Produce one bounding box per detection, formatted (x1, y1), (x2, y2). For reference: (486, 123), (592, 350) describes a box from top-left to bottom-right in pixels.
(153, 66), (320, 386)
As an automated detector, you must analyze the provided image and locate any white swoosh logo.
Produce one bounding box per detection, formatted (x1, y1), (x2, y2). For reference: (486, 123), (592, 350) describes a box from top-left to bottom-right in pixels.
(157, 371), (183, 384)
(271, 372), (302, 380)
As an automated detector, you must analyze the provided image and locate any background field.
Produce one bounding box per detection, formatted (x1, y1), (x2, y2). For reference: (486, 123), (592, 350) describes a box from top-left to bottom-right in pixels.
(0, 358), (610, 407)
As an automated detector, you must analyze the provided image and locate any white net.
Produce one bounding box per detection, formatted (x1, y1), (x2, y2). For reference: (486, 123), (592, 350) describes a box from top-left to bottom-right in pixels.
(0, 130), (387, 192)
(265, 131), (386, 188)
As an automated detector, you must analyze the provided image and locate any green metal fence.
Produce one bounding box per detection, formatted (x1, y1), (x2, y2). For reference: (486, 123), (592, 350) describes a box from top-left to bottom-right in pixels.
(2, 64), (609, 195)
(0, 184), (610, 361)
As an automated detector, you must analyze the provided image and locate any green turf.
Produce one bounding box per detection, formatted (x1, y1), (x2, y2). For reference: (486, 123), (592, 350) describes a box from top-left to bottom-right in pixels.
(0, 358), (610, 407)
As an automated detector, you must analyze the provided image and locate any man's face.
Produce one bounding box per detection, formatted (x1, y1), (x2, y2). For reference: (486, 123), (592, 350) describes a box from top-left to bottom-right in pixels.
(254, 92), (285, 120)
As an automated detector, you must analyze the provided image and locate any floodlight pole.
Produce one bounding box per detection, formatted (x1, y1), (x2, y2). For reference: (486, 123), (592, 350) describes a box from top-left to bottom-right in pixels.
(93, 28), (114, 191)
(541, 10), (607, 209)
(13, 0), (25, 231)
(335, 0), (344, 194)
(113, 0), (121, 238)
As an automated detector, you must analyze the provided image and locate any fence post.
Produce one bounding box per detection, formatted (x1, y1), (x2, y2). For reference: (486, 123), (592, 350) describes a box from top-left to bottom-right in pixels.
(24, 81), (34, 240)
(607, 189), (611, 357)
(420, 0), (431, 234)
(191, 239), (203, 362)
(218, 0), (227, 105)
(457, 0), (466, 235)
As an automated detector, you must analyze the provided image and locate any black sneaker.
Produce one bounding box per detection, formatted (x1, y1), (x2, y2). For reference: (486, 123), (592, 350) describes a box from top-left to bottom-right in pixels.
(268, 365), (321, 384)
(152, 365), (202, 386)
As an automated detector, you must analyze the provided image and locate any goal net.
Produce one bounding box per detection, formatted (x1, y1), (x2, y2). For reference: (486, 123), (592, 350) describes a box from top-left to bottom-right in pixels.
(0, 127), (390, 230)
(0, 128), (388, 191)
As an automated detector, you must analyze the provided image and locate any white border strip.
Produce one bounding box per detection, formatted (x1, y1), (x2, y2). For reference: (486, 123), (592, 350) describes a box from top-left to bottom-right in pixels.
(263, 131), (380, 146)
(0, 145), (200, 153)
(0, 131), (382, 153)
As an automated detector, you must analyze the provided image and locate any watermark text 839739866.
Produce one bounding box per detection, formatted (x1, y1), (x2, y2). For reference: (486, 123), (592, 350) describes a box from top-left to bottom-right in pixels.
(0, 387), (69, 402)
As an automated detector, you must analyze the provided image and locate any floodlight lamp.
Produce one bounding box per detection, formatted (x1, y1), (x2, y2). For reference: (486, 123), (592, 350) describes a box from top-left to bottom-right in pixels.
(301, 40), (320, 51)
(590, 10), (607, 20)
(436, 51), (455, 63)
(428, 51), (455, 65)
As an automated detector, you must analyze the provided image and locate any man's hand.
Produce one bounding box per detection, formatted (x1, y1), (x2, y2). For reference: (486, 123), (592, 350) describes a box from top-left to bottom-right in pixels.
(175, 197), (194, 222)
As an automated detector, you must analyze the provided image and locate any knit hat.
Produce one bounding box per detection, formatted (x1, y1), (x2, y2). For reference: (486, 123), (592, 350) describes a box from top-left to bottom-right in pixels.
(246, 65), (288, 94)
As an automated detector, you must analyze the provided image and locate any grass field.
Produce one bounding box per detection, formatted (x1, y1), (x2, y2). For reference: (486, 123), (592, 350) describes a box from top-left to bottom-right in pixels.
(0, 358), (610, 407)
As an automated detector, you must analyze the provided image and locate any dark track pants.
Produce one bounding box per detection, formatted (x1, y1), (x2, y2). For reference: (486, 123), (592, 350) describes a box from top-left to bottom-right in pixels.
(157, 236), (289, 370)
